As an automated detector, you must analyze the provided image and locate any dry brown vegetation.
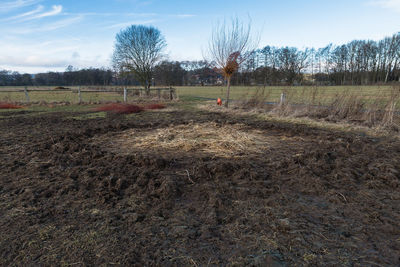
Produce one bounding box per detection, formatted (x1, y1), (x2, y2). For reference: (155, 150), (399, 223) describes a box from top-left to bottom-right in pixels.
(93, 122), (269, 157)
(235, 85), (400, 130)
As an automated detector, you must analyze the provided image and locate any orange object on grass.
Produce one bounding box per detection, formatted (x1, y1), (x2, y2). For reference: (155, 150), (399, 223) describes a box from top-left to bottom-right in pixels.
(217, 98), (222, 106)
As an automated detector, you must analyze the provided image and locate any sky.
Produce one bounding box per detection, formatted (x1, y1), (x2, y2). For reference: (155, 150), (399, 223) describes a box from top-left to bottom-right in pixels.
(0, 0), (399, 73)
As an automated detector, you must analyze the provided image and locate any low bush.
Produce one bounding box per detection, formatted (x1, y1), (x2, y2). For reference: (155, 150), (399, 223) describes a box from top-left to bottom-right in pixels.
(0, 103), (23, 109)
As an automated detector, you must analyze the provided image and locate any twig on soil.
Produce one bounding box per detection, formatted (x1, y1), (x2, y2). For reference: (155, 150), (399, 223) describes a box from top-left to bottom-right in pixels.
(292, 229), (335, 242)
(185, 169), (195, 184)
(362, 261), (386, 267)
(311, 230), (334, 242)
(169, 256), (198, 266)
(336, 192), (348, 203)
(43, 128), (56, 144)
(190, 258), (199, 267)
(67, 262), (83, 266)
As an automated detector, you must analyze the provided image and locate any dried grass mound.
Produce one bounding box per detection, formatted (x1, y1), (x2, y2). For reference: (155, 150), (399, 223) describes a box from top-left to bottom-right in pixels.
(95, 122), (270, 157)
(144, 103), (166, 110)
(93, 103), (144, 114)
(0, 103), (23, 109)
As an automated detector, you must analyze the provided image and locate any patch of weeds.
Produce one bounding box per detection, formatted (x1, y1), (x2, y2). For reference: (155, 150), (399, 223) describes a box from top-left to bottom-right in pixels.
(39, 225), (56, 241)
(303, 253), (317, 262)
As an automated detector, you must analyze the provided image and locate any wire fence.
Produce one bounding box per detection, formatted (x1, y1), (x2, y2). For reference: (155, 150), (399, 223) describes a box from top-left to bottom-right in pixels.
(0, 86), (177, 103)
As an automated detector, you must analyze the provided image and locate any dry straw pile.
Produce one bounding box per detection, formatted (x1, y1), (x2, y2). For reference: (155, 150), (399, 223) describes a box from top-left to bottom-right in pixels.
(96, 122), (270, 157)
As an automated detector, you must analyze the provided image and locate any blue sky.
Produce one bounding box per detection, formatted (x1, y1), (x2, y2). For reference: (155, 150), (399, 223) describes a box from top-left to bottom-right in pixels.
(0, 0), (399, 73)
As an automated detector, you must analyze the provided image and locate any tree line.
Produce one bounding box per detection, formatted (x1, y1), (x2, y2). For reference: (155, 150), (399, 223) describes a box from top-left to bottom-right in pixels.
(0, 67), (114, 86)
(247, 31), (400, 85)
(1, 32), (399, 87)
(0, 62), (221, 87)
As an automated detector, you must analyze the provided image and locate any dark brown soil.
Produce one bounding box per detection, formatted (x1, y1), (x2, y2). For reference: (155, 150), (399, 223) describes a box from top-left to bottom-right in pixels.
(0, 108), (399, 266)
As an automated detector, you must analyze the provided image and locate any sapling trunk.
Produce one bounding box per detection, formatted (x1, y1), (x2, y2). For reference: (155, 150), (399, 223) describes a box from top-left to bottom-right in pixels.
(225, 77), (231, 108)
(146, 83), (150, 96)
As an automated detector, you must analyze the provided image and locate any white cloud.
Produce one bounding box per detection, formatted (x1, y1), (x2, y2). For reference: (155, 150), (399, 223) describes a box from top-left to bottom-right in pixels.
(368, 0), (400, 13)
(0, 5), (43, 22)
(59, 12), (156, 17)
(16, 5), (62, 21)
(9, 16), (82, 34)
(127, 12), (157, 17)
(102, 14), (193, 30)
(0, 0), (39, 12)
(0, 38), (111, 73)
(0, 39), (79, 56)
(173, 14), (196, 18)
(0, 55), (69, 68)
(31, 5), (62, 19)
(105, 20), (156, 29)
(2, 5), (63, 24)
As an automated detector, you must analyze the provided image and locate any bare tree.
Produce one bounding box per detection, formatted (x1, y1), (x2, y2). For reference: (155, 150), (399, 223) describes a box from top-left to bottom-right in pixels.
(112, 25), (166, 95)
(207, 17), (258, 107)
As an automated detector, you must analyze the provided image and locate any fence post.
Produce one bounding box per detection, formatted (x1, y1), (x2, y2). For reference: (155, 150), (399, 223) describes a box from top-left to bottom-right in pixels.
(24, 86), (30, 103)
(78, 86), (82, 103)
(280, 92), (286, 105)
(124, 87), (127, 102)
(158, 88), (161, 99)
(169, 87), (173, 100)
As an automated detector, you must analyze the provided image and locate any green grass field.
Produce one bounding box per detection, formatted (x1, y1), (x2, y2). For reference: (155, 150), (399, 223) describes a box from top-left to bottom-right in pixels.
(0, 85), (398, 105)
(0, 91), (124, 103)
(177, 85), (398, 103)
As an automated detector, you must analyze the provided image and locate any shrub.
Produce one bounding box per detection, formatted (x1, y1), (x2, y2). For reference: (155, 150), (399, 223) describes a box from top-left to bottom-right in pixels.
(0, 103), (23, 109)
